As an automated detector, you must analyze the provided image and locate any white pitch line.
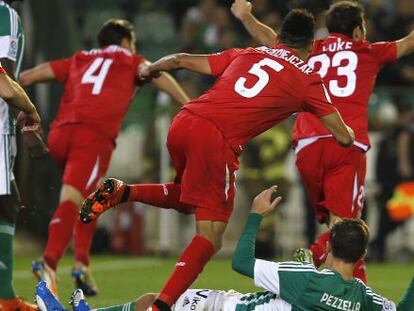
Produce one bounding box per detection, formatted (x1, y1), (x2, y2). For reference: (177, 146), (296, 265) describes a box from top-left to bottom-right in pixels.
(14, 258), (162, 279)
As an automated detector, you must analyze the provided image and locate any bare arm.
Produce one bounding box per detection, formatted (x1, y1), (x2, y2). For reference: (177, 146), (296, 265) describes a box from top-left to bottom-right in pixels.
(319, 111), (354, 147)
(19, 62), (55, 87)
(231, 0), (277, 47)
(0, 72), (39, 118)
(396, 31), (414, 59)
(141, 54), (212, 79)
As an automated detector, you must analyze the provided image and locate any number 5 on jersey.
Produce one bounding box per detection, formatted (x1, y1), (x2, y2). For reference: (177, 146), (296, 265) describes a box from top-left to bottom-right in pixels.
(81, 57), (113, 95)
(235, 58), (284, 98)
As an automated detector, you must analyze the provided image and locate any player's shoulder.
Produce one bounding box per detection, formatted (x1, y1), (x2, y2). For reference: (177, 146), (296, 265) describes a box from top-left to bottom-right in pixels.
(0, 2), (19, 31)
(77, 45), (141, 63)
(278, 261), (334, 274)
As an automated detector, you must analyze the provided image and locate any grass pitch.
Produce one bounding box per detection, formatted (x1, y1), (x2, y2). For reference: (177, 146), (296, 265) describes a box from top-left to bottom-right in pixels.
(13, 255), (413, 308)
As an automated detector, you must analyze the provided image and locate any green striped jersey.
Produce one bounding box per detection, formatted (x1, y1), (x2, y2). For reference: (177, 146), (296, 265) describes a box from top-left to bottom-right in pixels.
(0, 0), (24, 134)
(253, 260), (396, 311)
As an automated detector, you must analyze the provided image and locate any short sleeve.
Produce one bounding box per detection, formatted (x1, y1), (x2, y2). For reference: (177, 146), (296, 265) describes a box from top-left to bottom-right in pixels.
(0, 7), (20, 61)
(49, 57), (72, 83)
(370, 41), (397, 66)
(254, 260), (281, 295)
(208, 49), (242, 76)
(303, 75), (337, 117)
(276, 262), (314, 304)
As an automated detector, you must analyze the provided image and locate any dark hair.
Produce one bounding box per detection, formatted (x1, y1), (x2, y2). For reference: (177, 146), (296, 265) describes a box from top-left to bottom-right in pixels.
(326, 1), (364, 38)
(330, 219), (370, 263)
(97, 19), (135, 47)
(279, 8), (315, 49)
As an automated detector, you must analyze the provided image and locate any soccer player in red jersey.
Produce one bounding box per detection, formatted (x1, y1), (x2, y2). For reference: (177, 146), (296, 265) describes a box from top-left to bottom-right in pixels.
(81, 9), (354, 311)
(18, 19), (189, 296)
(231, 0), (414, 283)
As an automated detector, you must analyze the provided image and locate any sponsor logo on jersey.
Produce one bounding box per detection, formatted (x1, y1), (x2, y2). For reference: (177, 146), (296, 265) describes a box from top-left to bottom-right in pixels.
(320, 293), (361, 311)
(176, 262), (186, 267)
(182, 297), (190, 307)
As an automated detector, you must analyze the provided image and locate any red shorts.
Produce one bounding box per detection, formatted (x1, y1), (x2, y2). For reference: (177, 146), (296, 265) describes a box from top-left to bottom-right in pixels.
(295, 138), (366, 224)
(48, 124), (114, 197)
(167, 110), (239, 223)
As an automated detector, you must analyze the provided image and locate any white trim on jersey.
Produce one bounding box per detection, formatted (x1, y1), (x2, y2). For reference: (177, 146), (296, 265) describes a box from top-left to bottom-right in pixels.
(295, 135), (369, 154)
(0, 134), (16, 195)
(254, 259), (281, 295)
(0, 223), (15, 235)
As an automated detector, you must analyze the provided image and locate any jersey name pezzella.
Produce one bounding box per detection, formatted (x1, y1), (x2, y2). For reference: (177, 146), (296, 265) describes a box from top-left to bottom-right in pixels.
(320, 293), (361, 311)
(257, 46), (313, 74)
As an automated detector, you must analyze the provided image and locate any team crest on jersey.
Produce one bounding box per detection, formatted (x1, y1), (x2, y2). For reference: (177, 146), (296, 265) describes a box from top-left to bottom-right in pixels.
(8, 38), (17, 59)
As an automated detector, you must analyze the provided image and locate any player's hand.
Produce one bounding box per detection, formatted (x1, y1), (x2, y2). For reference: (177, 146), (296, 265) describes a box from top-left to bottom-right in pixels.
(17, 111), (49, 158)
(137, 63), (161, 85)
(231, 0), (253, 20)
(16, 110), (41, 129)
(251, 186), (282, 216)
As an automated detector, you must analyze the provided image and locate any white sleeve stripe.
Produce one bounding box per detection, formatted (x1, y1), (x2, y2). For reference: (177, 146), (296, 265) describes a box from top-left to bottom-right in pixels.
(278, 268), (334, 275)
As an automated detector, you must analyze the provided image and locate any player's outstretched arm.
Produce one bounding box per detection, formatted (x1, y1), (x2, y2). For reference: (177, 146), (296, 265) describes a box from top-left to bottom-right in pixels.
(319, 112), (354, 147)
(19, 62), (55, 87)
(232, 186), (282, 278)
(141, 54), (212, 78)
(231, 0), (277, 47)
(396, 31), (414, 59)
(152, 72), (190, 106)
(0, 71), (40, 120)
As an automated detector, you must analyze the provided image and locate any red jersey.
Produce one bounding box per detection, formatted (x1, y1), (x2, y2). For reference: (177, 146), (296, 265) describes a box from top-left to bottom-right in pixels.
(184, 45), (337, 154)
(293, 33), (397, 149)
(49, 45), (144, 140)
(0, 64), (4, 74)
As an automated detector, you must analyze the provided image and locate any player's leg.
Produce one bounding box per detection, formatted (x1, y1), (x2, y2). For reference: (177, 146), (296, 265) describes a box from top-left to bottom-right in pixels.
(0, 134), (36, 310)
(152, 220), (225, 310)
(42, 185), (83, 271)
(150, 114), (237, 311)
(295, 140), (327, 266)
(323, 143), (367, 282)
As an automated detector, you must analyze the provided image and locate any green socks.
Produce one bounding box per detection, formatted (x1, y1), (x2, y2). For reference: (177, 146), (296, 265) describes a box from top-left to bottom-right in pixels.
(0, 221), (16, 299)
(96, 302), (134, 311)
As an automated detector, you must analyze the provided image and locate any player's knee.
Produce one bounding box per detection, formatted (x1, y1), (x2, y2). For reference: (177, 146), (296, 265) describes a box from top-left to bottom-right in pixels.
(60, 184), (83, 206)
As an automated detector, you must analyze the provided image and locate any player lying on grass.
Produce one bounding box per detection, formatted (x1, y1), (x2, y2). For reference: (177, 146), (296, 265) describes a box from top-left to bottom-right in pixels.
(35, 187), (414, 311)
(231, 0), (414, 283)
(80, 8), (354, 311)
(19, 19), (189, 297)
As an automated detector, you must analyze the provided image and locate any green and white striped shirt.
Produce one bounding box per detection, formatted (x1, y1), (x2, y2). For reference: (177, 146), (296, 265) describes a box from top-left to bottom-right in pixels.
(0, 0), (24, 134)
(254, 260), (396, 311)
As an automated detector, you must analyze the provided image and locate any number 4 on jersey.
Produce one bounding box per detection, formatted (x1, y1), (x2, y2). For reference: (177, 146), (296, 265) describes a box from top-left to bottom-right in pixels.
(81, 57), (113, 95)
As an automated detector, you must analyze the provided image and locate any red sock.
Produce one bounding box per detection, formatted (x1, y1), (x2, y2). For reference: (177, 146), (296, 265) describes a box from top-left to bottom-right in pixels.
(310, 231), (331, 267)
(156, 235), (215, 306)
(74, 220), (97, 266)
(353, 258), (367, 283)
(44, 201), (78, 270)
(129, 183), (194, 214)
